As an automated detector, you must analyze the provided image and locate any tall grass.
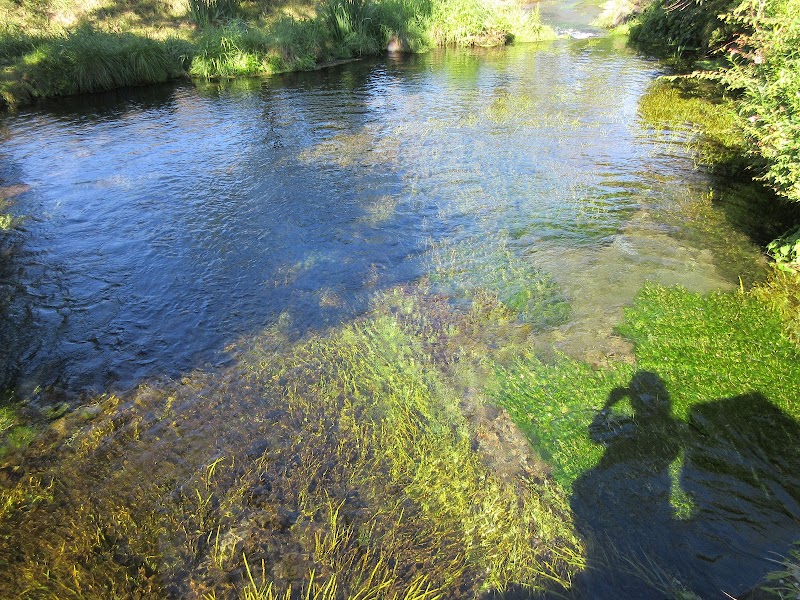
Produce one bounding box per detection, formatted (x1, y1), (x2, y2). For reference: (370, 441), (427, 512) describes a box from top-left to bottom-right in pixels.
(1, 27), (188, 107)
(323, 0), (381, 54)
(0, 0), (554, 106)
(188, 0), (241, 27)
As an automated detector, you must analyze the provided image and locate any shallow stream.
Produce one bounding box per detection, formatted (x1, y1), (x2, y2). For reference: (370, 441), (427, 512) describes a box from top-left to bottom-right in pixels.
(0, 38), (770, 398)
(1, 22), (799, 600)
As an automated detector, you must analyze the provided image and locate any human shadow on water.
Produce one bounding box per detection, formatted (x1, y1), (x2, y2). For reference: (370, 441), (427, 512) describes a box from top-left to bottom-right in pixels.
(565, 371), (800, 599)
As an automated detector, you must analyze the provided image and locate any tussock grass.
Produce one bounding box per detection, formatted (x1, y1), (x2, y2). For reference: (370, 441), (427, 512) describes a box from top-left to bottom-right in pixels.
(188, 0), (241, 27)
(0, 27), (188, 107)
(0, 0), (554, 107)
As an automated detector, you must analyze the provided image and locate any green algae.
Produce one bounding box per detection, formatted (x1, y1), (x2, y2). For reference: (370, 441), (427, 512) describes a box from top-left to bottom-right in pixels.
(494, 280), (800, 490)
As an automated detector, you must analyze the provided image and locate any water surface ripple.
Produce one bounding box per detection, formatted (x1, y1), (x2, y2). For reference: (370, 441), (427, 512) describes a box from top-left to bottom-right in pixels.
(0, 39), (763, 396)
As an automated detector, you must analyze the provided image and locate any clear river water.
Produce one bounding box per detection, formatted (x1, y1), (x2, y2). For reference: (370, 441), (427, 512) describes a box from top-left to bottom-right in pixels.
(0, 38), (776, 399)
(1, 21), (799, 599)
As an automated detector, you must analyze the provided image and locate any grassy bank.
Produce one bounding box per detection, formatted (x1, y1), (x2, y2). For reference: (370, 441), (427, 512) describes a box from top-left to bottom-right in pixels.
(618, 0), (800, 212)
(0, 0), (554, 109)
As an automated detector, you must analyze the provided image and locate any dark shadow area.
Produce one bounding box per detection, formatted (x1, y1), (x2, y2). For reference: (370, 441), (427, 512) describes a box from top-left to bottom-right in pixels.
(568, 371), (800, 599)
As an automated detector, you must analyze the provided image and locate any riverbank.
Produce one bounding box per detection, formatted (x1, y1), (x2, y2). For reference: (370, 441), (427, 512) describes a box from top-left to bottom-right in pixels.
(0, 0), (554, 110)
(600, 0), (800, 213)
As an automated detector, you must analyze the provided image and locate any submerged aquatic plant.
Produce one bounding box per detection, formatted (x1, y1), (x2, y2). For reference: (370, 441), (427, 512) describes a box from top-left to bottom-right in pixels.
(430, 236), (571, 329)
(0, 295), (583, 597)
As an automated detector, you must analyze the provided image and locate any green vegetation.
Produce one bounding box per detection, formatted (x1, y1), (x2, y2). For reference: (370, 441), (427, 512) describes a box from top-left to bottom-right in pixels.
(431, 236), (572, 329)
(0, 285), (583, 597)
(637, 78), (747, 170)
(5, 265), (798, 596)
(493, 353), (632, 488)
(0, 26), (189, 107)
(627, 0), (800, 206)
(629, 0), (736, 60)
(0, 405), (36, 461)
(759, 543), (800, 599)
(765, 226), (800, 274)
(494, 276), (800, 491)
(0, 0), (553, 108)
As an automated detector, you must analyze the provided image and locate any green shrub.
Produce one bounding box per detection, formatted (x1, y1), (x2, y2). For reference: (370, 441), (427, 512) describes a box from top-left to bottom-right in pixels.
(719, 0), (800, 202)
(767, 226), (800, 274)
(630, 0), (738, 59)
(631, 0), (800, 204)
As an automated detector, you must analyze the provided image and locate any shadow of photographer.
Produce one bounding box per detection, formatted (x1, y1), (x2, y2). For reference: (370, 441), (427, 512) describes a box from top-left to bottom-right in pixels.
(567, 371), (800, 599)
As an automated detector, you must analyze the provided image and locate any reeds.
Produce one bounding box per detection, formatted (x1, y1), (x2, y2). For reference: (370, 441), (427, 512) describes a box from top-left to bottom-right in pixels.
(188, 0), (241, 27)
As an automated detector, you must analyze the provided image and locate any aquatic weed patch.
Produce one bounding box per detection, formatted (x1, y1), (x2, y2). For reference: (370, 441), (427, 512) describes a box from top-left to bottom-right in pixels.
(638, 78), (746, 171)
(492, 355), (633, 490)
(494, 282), (800, 488)
(618, 282), (800, 420)
(0, 304), (583, 597)
(493, 282), (800, 596)
(430, 236), (572, 329)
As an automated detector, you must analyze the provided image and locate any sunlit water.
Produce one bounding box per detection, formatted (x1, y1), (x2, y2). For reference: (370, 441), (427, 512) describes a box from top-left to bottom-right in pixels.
(1, 35), (797, 598)
(0, 38), (769, 398)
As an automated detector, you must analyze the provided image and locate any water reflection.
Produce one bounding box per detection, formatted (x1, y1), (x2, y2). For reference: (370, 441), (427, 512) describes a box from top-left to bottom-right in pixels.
(571, 372), (800, 598)
(0, 38), (781, 407)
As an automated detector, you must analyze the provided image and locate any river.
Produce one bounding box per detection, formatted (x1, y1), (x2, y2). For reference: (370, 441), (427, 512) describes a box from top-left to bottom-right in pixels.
(0, 15), (798, 599)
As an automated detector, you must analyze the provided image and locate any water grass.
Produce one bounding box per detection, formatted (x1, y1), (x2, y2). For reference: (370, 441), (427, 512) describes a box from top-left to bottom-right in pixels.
(758, 543), (800, 599)
(430, 235), (572, 329)
(493, 278), (800, 491)
(0, 289), (583, 597)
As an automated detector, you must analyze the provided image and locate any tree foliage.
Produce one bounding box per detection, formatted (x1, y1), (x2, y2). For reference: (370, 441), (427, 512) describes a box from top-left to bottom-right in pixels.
(632, 0), (800, 203)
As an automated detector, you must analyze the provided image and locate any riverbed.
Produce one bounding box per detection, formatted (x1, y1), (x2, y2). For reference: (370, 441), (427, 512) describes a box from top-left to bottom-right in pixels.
(1, 22), (798, 600)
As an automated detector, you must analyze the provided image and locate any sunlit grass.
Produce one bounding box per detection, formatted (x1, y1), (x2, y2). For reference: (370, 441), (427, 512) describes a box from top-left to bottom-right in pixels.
(0, 0), (554, 107)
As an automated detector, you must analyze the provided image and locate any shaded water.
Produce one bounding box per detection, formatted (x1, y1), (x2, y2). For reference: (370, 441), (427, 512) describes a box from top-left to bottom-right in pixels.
(1, 34), (798, 599)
